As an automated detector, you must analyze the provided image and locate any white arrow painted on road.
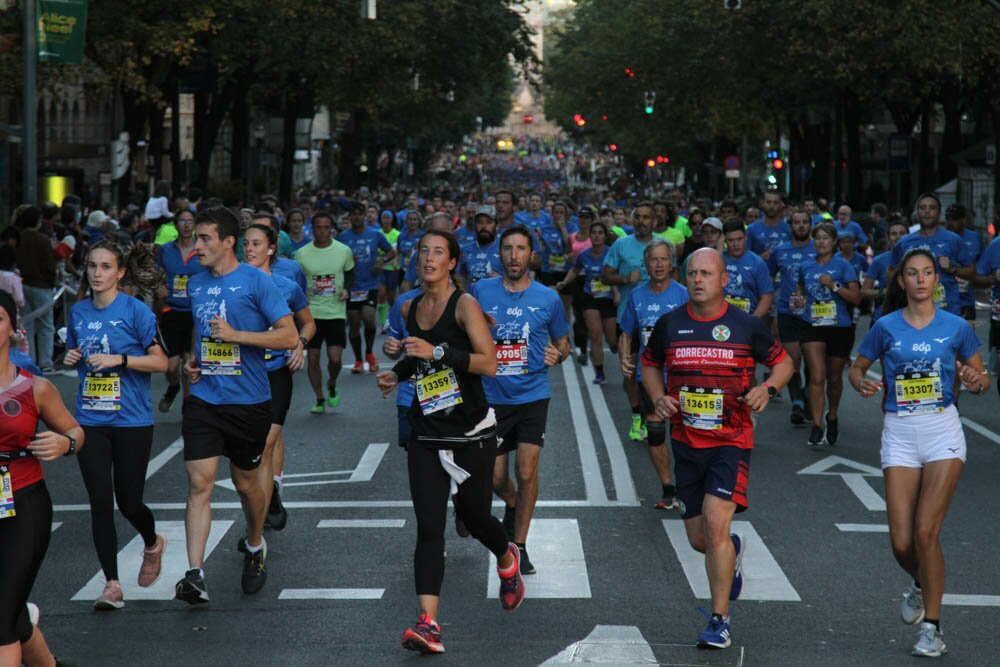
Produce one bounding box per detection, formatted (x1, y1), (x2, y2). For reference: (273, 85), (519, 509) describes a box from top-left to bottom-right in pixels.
(540, 625), (656, 665)
(216, 442), (389, 491)
(797, 455), (886, 511)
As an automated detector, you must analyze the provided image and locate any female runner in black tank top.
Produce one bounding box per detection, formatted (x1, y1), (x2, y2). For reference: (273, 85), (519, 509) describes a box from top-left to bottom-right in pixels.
(376, 230), (525, 655)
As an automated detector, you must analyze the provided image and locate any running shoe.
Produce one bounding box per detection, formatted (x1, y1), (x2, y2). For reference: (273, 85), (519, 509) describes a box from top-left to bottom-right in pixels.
(912, 622), (946, 657)
(351, 360), (364, 374)
(366, 353), (379, 373)
(628, 414), (644, 442)
(807, 426), (825, 448)
(654, 496), (680, 510)
(310, 400), (325, 415)
(497, 543), (525, 611)
(267, 481), (288, 531)
(241, 539), (268, 594)
(237, 535), (248, 554)
(94, 580), (124, 611)
(790, 401), (805, 425)
(400, 611), (445, 654)
(454, 508), (469, 538)
(158, 384), (180, 413)
(577, 353), (588, 366)
(901, 583), (925, 625)
(697, 611), (732, 649)
(326, 388), (340, 408)
(138, 533), (166, 587)
(519, 546), (536, 575)
(730, 533), (746, 600)
(825, 413), (839, 445)
(593, 371), (606, 385)
(175, 569), (209, 605)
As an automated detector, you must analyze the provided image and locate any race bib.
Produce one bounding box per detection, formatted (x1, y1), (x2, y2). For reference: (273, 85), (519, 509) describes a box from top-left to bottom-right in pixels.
(415, 367), (463, 415)
(726, 296), (751, 312)
(679, 386), (724, 430)
(312, 274), (336, 297)
(200, 337), (242, 375)
(0, 465), (14, 519)
(496, 338), (529, 376)
(82, 372), (122, 411)
(171, 275), (189, 299)
(589, 279), (610, 296)
(957, 276), (969, 295)
(350, 290), (369, 303)
(810, 300), (837, 326)
(895, 371), (944, 416)
(641, 326), (654, 348)
(992, 298), (1000, 322)
(549, 254), (566, 269)
(932, 283), (947, 309)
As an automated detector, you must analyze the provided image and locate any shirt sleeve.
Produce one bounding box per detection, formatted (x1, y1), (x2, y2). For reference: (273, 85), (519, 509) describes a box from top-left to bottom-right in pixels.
(840, 259), (859, 284)
(377, 233), (393, 253)
(640, 314), (669, 369)
(857, 319), (885, 361)
(957, 318), (981, 361)
(547, 291), (570, 341)
(255, 272), (293, 326)
(853, 222), (868, 245)
(754, 256), (775, 294)
(976, 240), (1000, 275)
(405, 254), (418, 283)
(604, 242), (621, 271)
(387, 298), (408, 340)
(289, 284), (309, 312)
(134, 300), (160, 349)
(749, 314), (786, 366)
(293, 264), (307, 293)
(343, 245), (355, 273)
(620, 292), (638, 336)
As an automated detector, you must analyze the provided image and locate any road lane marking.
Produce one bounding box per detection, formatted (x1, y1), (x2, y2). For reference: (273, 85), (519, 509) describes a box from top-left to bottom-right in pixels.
(51, 522), (62, 532)
(487, 518), (591, 599)
(53, 499), (623, 512)
(540, 625), (657, 665)
(216, 442), (390, 491)
(840, 474), (887, 511)
(943, 594), (1000, 607)
(279, 588), (384, 600)
(560, 362), (609, 505)
(317, 519), (405, 528)
(145, 437), (183, 480)
(836, 523), (889, 532)
(798, 456), (886, 511)
(663, 519), (801, 601)
(72, 520), (233, 601)
(579, 364), (638, 505)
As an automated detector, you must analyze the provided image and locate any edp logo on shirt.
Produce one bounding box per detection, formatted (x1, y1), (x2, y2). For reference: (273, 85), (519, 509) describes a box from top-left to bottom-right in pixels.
(912, 342), (932, 354)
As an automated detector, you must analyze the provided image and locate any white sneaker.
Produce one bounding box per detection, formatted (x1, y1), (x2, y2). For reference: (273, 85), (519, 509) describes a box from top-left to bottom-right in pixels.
(912, 622), (946, 657)
(901, 584), (925, 625)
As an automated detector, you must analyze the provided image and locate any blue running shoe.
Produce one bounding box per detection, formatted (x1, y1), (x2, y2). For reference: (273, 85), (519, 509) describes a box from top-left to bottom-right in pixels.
(730, 533), (746, 600)
(697, 610), (732, 649)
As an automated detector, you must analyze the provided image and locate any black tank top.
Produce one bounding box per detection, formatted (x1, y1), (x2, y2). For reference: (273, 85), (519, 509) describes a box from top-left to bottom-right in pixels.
(405, 289), (489, 440)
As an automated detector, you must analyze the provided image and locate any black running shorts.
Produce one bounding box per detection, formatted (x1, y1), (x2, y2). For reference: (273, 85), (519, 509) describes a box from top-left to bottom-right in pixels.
(181, 395), (271, 470)
(495, 398), (549, 452)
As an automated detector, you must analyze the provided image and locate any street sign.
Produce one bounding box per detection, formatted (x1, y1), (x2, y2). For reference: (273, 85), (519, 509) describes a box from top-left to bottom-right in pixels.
(723, 154), (740, 170)
(725, 169), (740, 179)
(37, 0), (88, 64)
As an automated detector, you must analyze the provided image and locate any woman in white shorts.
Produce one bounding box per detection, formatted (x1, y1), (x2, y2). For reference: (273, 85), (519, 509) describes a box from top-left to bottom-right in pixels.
(849, 247), (989, 658)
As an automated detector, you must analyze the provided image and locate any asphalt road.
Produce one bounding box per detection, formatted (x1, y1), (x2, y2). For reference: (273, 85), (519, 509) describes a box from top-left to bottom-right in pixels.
(27, 308), (1000, 666)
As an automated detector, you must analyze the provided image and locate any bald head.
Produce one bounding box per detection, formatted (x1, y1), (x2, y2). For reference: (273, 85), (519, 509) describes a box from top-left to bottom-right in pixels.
(686, 248), (727, 306)
(688, 248), (725, 272)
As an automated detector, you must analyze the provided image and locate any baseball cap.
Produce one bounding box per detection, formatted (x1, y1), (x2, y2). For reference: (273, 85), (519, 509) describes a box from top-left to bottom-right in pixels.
(945, 203), (966, 220)
(475, 204), (497, 220)
(702, 217), (723, 232)
(578, 205), (597, 218)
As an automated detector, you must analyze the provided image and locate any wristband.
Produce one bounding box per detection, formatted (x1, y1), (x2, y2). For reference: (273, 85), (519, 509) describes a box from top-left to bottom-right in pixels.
(442, 346), (470, 373)
(121, 354), (128, 369)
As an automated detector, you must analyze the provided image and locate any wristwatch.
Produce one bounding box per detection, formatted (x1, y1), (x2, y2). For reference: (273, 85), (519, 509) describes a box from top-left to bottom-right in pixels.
(299, 336), (309, 347)
(832, 281), (843, 292)
(64, 434), (77, 457)
(432, 344), (447, 362)
(762, 383), (778, 399)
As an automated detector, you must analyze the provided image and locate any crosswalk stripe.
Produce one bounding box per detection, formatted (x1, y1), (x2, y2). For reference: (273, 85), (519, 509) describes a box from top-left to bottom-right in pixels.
(560, 362), (609, 505)
(71, 520), (234, 601)
(663, 519), (801, 602)
(487, 518), (591, 599)
(279, 589), (384, 600)
(317, 519), (405, 528)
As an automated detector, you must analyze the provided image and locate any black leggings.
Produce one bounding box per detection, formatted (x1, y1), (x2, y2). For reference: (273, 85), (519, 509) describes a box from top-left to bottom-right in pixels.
(78, 425), (157, 581)
(0, 481), (51, 646)
(407, 435), (509, 596)
(570, 275), (588, 353)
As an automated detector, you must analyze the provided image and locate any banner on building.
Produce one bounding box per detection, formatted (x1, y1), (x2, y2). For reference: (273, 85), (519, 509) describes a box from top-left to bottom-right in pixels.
(37, 0), (87, 64)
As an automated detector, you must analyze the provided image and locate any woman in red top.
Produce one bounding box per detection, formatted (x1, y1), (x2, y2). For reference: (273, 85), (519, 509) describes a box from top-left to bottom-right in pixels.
(0, 291), (84, 667)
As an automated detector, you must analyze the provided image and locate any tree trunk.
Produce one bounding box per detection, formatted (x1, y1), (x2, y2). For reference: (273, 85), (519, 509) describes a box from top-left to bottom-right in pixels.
(939, 81), (962, 184)
(843, 91), (863, 207)
(918, 100), (933, 193)
(169, 85), (181, 194)
(279, 95), (297, 206)
(148, 104), (166, 183)
(230, 83), (248, 184)
(337, 108), (366, 192)
(193, 82), (238, 191)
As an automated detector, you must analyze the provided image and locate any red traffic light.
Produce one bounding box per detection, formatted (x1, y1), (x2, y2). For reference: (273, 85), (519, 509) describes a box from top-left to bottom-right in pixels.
(772, 158), (784, 170)
(609, 144), (617, 152)
(573, 113), (586, 127)
(656, 155), (670, 164)
(522, 114), (534, 124)
(624, 68), (636, 78)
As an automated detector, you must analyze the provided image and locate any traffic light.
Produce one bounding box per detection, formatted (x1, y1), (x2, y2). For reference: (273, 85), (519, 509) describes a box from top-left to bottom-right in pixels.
(646, 159), (656, 168)
(656, 155), (670, 164)
(644, 91), (656, 114)
(573, 114), (586, 127)
(624, 68), (636, 78)
(772, 158), (784, 170)
(609, 144), (617, 152)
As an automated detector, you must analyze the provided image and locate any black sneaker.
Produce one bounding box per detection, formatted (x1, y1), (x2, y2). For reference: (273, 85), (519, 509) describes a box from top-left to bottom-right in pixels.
(518, 546), (536, 575)
(267, 481), (288, 531)
(790, 402), (805, 425)
(158, 384), (181, 413)
(237, 535), (248, 554)
(241, 540), (268, 594)
(807, 426), (825, 448)
(502, 506), (516, 542)
(577, 353), (588, 366)
(175, 569), (209, 605)
(454, 508), (470, 538)
(825, 413), (839, 445)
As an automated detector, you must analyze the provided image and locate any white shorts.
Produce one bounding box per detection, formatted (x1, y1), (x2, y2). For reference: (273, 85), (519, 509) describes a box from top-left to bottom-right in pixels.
(881, 404), (967, 469)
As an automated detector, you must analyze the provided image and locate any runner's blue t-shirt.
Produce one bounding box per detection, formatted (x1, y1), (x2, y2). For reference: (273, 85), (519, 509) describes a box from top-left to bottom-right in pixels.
(833, 220), (868, 246)
(338, 227), (394, 292)
(835, 250), (868, 280)
(156, 241), (208, 312)
(858, 309), (979, 413)
(454, 225), (476, 247)
(470, 278), (569, 405)
(66, 292), (160, 426)
(891, 228), (971, 316)
(273, 256), (307, 293)
(794, 256), (858, 327)
(188, 263), (291, 405)
(386, 288), (422, 408)
(290, 232), (313, 253)
(619, 280), (689, 382)
(956, 228), (982, 308)
(516, 210), (554, 229)
(459, 238), (502, 284)
(723, 250), (774, 315)
(976, 237), (1000, 321)
(604, 234), (652, 320)
(746, 220), (791, 257)
(397, 228), (425, 269)
(867, 250), (893, 321)
(535, 223), (569, 274)
(575, 246), (613, 298)
(264, 271), (308, 372)
(768, 240), (814, 316)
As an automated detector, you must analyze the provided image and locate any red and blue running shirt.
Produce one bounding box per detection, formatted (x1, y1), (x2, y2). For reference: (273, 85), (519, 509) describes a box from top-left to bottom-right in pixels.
(641, 302), (786, 449)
